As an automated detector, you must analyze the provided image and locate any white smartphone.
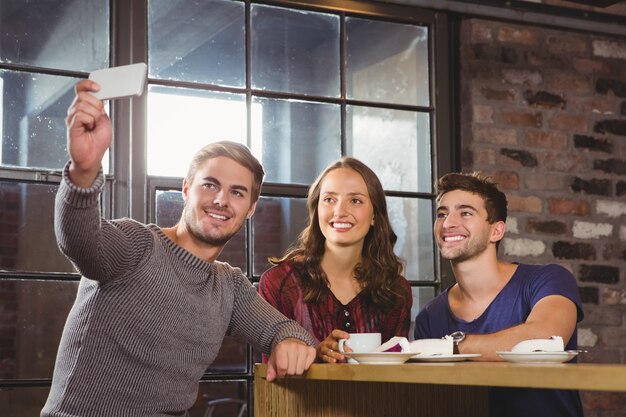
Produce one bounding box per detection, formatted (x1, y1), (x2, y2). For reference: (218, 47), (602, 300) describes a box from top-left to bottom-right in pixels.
(88, 63), (147, 100)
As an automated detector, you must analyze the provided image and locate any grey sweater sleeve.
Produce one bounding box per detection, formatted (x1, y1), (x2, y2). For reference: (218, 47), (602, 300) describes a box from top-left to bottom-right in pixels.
(55, 162), (152, 282)
(224, 265), (315, 353)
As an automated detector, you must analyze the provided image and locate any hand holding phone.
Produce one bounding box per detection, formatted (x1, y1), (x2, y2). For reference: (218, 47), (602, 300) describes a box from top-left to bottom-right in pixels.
(88, 63), (147, 100)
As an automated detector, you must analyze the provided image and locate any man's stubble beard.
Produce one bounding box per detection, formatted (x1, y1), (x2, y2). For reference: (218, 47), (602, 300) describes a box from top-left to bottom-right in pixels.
(183, 205), (241, 247)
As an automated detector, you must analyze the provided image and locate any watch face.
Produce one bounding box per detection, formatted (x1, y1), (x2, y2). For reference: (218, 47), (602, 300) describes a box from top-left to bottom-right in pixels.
(451, 331), (465, 343)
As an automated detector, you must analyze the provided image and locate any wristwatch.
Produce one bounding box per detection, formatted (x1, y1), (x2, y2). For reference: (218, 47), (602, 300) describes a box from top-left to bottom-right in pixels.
(450, 331), (466, 354)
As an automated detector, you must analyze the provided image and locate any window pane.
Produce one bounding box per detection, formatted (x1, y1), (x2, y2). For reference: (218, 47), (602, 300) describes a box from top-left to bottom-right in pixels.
(346, 18), (429, 106)
(346, 106), (431, 193)
(147, 86), (247, 177)
(0, 279), (79, 379)
(0, 0), (109, 71)
(0, 182), (74, 273)
(0, 71), (81, 171)
(387, 197), (434, 282)
(251, 5), (340, 97)
(0, 386), (50, 417)
(148, 0), (245, 87)
(154, 189), (247, 273)
(188, 380), (248, 417)
(252, 98), (341, 185)
(252, 197), (307, 276)
(409, 286), (435, 341)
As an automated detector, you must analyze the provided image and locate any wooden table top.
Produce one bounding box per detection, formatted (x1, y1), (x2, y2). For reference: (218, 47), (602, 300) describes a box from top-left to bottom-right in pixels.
(255, 361), (626, 392)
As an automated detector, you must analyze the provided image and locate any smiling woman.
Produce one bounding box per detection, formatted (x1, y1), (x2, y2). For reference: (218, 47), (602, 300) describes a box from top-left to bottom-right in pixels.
(259, 157), (413, 363)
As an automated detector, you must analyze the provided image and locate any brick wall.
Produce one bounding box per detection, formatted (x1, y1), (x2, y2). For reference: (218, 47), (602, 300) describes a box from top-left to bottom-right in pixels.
(460, 19), (626, 416)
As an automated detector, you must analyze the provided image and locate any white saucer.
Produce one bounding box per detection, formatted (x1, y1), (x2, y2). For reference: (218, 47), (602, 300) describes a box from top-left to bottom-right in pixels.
(342, 352), (416, 364)
(409, 353), (481, 362)
(496, 351), (578, 363)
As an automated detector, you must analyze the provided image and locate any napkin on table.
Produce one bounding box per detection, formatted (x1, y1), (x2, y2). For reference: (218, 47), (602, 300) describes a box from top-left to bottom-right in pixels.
(374, 336), (454, 356)
(511, 336), (564, 353)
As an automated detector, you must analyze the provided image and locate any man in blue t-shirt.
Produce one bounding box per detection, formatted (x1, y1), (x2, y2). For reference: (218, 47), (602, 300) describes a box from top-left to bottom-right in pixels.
(414, 172), (584, 417)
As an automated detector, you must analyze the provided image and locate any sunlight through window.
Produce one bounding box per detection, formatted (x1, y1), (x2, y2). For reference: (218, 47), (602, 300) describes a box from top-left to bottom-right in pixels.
(147, 91), (262, 177)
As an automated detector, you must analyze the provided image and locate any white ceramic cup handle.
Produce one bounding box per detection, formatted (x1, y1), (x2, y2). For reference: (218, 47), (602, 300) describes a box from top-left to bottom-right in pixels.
(338, 338), (347, 353)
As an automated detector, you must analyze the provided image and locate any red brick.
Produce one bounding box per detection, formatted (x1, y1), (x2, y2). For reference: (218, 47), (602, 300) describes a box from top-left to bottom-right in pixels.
(548, 198), (590, 216)
(474, 148), (496, 165)
(502, 69), (543, 86)
(470, 21), (493, 43)
(546, 72), (591, 94)
(508, 195), (543, 213)
(545, 34), (588, 56)
(570, 97), (618, 116)
(541, 152), (587, 172)
(525, 50), (566, 68)
(573, 58), (611, 75)
(491, 171), (519, 190)
(603, 243), (626, 261)
(473, 127), (518, 145)
(469, 66), (498, 81)
(497, 27), (538, 46)
(473, 105), (494, 123)
(526, 131), (568, 149)
(549, 113), (588, 133)
(524, 173), (565, 190)
(583, 305), (622, 328)
(480, 87), (515, 101)
(592, 39), (626, 60)
(500, 110), (542, 127)
(600, 288), (626, 306)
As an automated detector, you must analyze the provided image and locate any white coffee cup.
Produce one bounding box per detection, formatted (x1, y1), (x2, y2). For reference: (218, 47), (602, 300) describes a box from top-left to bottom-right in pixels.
(338, 333), (382, 354)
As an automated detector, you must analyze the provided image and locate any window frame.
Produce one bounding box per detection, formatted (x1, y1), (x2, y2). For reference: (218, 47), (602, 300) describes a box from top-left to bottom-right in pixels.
(0, 0), (454, 390)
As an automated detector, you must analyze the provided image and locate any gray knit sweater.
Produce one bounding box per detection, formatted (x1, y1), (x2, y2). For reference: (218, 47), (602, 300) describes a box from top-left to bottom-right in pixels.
(41, 165), (314, 417)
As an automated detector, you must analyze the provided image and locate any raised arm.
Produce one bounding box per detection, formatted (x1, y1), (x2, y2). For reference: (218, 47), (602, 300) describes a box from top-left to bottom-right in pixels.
(56, 80), (151, 282)
(66, 80), (111, 188)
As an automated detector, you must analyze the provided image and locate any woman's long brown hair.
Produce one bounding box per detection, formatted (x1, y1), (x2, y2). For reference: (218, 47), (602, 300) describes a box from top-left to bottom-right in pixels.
(270, 157), (406, 310)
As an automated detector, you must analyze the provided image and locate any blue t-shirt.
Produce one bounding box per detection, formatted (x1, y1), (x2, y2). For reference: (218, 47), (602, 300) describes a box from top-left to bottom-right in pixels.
(414, 263), (584, 417)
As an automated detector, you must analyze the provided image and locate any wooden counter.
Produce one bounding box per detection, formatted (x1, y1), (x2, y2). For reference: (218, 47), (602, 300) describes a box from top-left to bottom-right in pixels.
(254, 362), (626, 417)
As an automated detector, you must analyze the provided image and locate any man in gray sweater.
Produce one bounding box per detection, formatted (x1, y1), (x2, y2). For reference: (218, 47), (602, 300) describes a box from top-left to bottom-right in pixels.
(41, 79), (316, 417)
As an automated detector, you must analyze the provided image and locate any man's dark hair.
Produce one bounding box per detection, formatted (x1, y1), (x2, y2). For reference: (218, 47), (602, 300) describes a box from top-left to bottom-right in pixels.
(436, 172), (508, 224)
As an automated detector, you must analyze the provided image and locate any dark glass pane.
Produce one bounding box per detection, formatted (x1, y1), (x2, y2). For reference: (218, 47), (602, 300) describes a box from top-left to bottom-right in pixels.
(0, 386), (50, 417)
(206, 336), (248, 375)
(0, 71), (82, 171)
(251, 4), (339, 97)
(252, 98), (340, 185)
(0, 0), (109, 71)
(0, 279), (79, 379)
(0, 182), (74, 273)
(387, 197), (434, 282)
(188, 380), (248, 417)
(252, 197), (307, 276)
(154, 190), (248, 273)
(346, 106), (431, 193)
(409, 286), (435, 341)
(155, 190), (184, 228)
(147, 85), (247, 177)
(148, 0), (245, 87)
(346, 17), (429, 106)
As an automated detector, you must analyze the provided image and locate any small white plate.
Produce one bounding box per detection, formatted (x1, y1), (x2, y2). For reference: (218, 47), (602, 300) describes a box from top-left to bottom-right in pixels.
(342, 352), (416, 364)
(409, 353), (481, 362)
(496, 351), (578, 363)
